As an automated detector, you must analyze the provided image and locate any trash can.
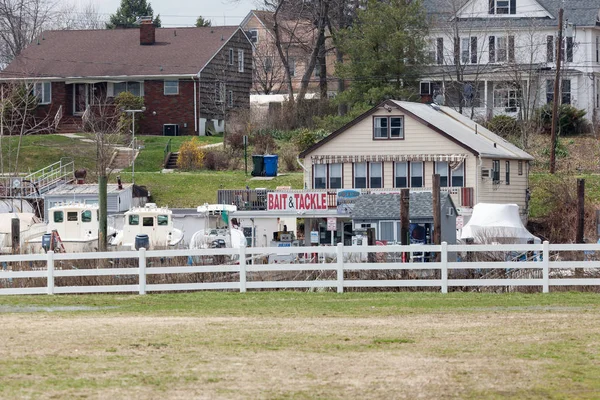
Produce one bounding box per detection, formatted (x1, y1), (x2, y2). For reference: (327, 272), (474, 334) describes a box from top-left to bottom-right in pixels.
(135, 234), (150, 250)
(41, 233), (52, 252)
(263, 155), (279, 177)
(251, 155), (264, 176)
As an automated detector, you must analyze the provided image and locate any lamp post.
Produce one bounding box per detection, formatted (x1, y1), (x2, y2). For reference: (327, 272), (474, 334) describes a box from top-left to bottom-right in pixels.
(123, 107), (146, 184)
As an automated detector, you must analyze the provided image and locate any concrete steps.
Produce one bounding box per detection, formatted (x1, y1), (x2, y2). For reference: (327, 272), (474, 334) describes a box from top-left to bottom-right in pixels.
(164, 152), (179, 169)
(110, 148), (136, 170)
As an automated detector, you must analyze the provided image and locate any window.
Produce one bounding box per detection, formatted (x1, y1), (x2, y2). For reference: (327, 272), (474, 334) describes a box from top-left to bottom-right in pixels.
(314, 164), (326, 189)
(461, 38), (470, 64)
(489, 0), (515, 14)
(53, 211), (63, 223)
(164, 80), (179, 95)
(238, 49), (244, 72)
(379, 221), (398, 242)
(288, 58), (295, 77)
(435, 161), (449, 187)
(546, 79), (571, 104)
(410, 162), (423, 188)
(420, 82), (431, 95)
(370, 162), (382, 188)
(143, 217), (154, 227)
(489, 36), (514, 63)
(67, 212), (78, 222)
(248, 29), (258, 43)
(493, 84), (520, 109)
(436, 38), (444, 65)
(395, 162), (408, 188)
(597, 36), (599, 63)
(265, 57), (273, 72)
(547, 35), (554, 62)
(34, 82), (51, 104)
(113, 82), (141, 97)
(227, 90), (234, 107)
(354, 163), (367, 188)
(228, 48), (234, 65)
(492, 160), (500, 183)
(518, 160), (523, 175)
(129, 214), (139, 225)
(505, 161), (510, 185)
(565, 37), (573, 63)
(329, 163), (342, 189)
(81, 210), (92, 223)
(451, 162), (465, 187)
(216, 82), (226, 103)
(157, 215), (169, 226)
(373, 116), (404, 139)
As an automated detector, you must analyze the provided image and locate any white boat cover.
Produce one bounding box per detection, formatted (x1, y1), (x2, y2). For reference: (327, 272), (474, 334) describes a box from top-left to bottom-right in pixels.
(460, 203), (540, 244)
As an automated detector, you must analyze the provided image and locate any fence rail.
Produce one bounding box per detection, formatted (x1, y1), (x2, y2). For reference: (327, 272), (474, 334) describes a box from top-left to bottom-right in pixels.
(1, 242), (600, 296)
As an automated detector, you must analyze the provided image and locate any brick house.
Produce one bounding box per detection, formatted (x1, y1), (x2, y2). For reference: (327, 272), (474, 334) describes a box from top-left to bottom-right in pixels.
(0, 21), (252, 135)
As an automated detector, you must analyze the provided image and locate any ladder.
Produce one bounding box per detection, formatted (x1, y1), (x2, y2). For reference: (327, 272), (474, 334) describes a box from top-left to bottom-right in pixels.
(50, 230), (66, 253)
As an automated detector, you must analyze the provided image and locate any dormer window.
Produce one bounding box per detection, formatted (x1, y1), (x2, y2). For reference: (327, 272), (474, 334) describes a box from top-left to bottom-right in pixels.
(489, 0), (515, 15)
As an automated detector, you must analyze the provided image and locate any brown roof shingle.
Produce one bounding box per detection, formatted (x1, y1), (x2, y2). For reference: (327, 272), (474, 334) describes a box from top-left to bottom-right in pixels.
(2, 26), (240, 79)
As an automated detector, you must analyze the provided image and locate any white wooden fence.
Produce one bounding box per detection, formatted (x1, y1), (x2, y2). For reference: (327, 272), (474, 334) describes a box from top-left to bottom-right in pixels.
(1, 242), (600, 296)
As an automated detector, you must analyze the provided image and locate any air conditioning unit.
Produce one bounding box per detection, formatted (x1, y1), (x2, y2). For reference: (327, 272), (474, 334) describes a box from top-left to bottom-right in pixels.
(481, 168), (490, 178)
(163, 124), (179, 136)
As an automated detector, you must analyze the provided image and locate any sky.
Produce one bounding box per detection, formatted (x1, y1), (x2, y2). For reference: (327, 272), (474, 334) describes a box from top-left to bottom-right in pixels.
(94, 0), (259, 27)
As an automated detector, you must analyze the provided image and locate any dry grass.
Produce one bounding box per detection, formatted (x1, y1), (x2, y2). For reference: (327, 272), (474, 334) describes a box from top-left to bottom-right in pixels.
(1, 293), (599, 399)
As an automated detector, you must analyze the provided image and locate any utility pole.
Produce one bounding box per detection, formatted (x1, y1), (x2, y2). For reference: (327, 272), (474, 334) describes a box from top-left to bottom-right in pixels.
(549, 8), (563, 174)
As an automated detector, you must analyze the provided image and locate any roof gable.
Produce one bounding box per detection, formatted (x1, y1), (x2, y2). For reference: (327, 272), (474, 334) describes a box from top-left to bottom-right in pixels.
(2, 26), (243, 79)
(455, 0), (552, 19)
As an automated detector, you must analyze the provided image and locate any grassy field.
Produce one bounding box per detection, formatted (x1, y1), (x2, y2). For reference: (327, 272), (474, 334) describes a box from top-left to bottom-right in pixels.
(1, 292), (599, 399)
(131, 171), (304, 207)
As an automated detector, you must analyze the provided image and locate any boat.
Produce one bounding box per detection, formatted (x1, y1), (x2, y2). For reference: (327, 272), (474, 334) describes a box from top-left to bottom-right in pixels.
(109, 203), (184, 250)
(0, 212), (46, 254)
(27, 203), (102, 253)
(189, 204), (246, 251)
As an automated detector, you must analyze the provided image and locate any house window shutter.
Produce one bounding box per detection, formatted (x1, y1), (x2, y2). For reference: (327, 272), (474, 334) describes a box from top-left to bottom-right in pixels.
(508, 36), (515, 62)
(489, 0), (495, 14)
(454, 38), (460, 65)
(436, 37), (444, 65)
(547, 35), (554, 62)
(509, 0), (516, 14)
(470, 37), (478, 64)
(489, 36), (495, 63)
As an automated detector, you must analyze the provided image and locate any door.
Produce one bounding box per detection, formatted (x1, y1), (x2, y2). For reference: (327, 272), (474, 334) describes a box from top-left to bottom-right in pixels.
(73, 83), (89, 115)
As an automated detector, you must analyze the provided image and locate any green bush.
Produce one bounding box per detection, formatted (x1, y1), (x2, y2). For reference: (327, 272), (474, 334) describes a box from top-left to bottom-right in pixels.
(486, 115), (520, 138)
(114, 92), (145, 135)
(292, 129), (329, 152)
(313, 103), (371, 132)
(537, 103), (588, 136)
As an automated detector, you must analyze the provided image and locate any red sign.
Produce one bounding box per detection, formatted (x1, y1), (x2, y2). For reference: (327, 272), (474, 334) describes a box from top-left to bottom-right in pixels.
(267, 192), (328, 211)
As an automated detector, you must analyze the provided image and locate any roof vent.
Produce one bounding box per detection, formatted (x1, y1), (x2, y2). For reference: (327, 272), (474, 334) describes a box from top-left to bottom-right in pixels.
(494, 143), (497, 148)
(430, 103), (441, 111)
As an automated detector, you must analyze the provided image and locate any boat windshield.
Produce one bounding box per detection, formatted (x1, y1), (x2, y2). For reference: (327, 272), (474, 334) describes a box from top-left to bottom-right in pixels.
(143, 217), (154, 227)
(54, 211), (63, 223)
(129, 215), (139, 225)
(81, 210), (92, 223)
(157, 215), (169, 226)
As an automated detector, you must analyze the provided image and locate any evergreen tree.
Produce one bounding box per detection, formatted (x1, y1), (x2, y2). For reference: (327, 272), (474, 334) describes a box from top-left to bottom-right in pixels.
(335, 0), (428, 107)
(195, 16), (212, 27)
(106, 0), (161, 28)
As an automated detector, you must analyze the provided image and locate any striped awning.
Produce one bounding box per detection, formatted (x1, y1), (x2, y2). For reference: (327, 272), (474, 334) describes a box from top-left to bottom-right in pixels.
(311, 154), (468, 169)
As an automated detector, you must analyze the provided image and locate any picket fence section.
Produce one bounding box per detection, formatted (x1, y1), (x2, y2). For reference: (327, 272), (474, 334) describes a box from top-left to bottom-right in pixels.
(1, 242), (600, 296)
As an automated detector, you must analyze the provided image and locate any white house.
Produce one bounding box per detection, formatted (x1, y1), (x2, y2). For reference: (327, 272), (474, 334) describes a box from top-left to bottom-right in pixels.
(298, 100), (534, 219)
(421, 0), (600, 124)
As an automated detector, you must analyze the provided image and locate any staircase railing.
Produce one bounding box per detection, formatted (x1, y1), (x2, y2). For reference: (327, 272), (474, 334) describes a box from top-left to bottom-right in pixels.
(53, 105), (63, 131)
(22, 158), (74, 196)
(163, 138), (172, 166)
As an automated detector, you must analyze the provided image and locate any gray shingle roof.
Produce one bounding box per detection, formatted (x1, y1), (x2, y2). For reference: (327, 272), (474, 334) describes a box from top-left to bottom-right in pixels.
(352, 192), (455, 220)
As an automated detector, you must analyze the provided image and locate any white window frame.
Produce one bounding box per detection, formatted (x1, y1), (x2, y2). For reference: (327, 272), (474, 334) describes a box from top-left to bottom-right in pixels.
(493, 84), (520, 109)
(410, 162), (423, 188)
(379, 220), (399, 243)
(314, 164), (326, 189)
(329, 163), (342, 189)
(238, 49), (244, 73)
(496, 36), (508, 62)
(370, 162), (383, 188)
(435, 161), (449, 187)
(354, 162), (367, 189)
(34, 82), (51, 104)
(163, 80), (179, 95)
(394, 162), (408, 188)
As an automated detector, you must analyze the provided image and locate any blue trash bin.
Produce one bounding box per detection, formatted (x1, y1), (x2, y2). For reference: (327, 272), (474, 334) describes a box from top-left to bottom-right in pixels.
(263, 155), (279, 177)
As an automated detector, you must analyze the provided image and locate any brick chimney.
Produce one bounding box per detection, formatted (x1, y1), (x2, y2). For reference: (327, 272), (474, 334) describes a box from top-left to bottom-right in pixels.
(139, 16), (155, 45)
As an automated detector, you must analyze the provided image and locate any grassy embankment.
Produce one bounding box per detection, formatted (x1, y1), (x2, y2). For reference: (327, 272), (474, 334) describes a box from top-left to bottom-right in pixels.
(0, 292), (599, 398)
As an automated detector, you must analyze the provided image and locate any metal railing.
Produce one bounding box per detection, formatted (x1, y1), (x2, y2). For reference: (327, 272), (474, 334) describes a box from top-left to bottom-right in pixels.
(53, 105), (63, 130)
(20, 158), (74, 197)
(163, 138), (172, 166)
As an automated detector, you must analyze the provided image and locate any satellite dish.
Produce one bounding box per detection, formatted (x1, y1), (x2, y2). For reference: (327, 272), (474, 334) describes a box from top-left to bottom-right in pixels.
(12, 179), (20, 189)
(434, 94), (445, 106)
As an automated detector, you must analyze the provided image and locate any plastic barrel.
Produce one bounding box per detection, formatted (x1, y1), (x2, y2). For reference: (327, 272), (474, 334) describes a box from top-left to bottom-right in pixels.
(41, 233), (52, 251)
(263, 155), (279, 177)
(135, 234), (150, 250)
(251, 155), (265, 176)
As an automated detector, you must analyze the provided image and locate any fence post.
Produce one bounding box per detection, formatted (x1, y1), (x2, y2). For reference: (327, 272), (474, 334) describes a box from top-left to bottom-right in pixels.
(441, 242), (448, 294)
(47, 250), (54, 295)
(138, 247), (146, 295)
(542, 241), (550, 293)
(336, 243), (344, 293)
(239, 246), (247, 293)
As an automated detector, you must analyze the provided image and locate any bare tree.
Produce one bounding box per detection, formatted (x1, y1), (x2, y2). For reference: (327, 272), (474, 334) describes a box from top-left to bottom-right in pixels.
(0, 0), (54, 64)
(54, 1), (104, 30)
(251, 33), (288, 94)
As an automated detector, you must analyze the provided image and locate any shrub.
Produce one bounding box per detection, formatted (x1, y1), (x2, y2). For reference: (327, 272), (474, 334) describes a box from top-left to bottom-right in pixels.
(278, 142), (299, 172)
(486, 115), (520, 138)
(251, 130), (277, 154)
(114, 91), (145, 135)
(292, 129), (329, 152)
(225, 130), (245, 153)
(537, 103), (588, 135)
(176, 137), (205, 170)
(203, 148), (230, 170)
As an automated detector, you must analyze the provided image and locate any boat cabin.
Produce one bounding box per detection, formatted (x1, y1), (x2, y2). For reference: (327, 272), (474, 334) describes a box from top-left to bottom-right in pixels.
(47, 203), (99, 242)
(121, 203), (181, 249)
